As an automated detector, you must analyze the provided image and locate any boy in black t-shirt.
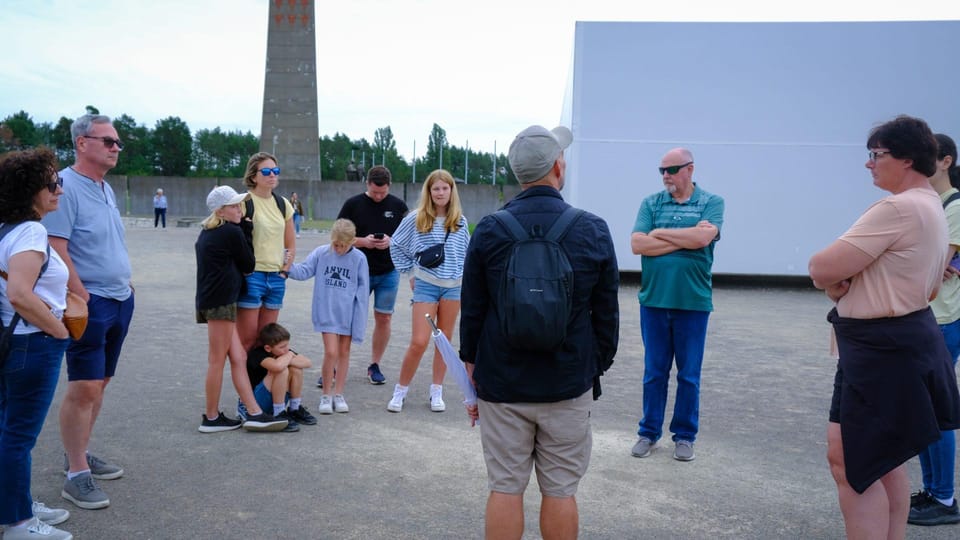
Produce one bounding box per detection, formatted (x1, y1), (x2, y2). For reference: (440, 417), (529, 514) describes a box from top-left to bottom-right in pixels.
(241, 323), (316, 432)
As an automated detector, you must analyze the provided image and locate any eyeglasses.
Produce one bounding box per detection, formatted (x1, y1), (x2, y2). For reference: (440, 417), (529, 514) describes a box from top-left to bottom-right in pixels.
(46, 176), (63, 194)
(868, 150), (892, 162)
(260, 167), (281, 176)
(659, 162), (693, 175)
(82, 135), (124, 150)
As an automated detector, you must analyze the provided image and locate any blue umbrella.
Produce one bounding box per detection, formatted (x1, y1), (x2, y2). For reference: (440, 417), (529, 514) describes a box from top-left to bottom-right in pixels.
(426, 314), (477, 406)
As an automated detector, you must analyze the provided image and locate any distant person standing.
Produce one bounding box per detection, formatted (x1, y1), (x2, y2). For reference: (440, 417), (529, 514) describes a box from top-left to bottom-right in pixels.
(629, 148), (724, 462)
(42, 114), (135, 510)
(153, 188), (167, 229)
(346, 160), (359, 182)
(290, 192), (304, 238)
(335, 166), (408, 386)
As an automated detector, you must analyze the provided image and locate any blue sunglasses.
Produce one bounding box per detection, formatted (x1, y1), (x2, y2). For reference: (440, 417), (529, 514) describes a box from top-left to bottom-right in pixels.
(260, 167), (281, 176)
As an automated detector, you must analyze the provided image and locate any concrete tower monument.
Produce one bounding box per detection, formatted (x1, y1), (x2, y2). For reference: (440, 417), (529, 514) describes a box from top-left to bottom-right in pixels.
(260, 0), (320, 210)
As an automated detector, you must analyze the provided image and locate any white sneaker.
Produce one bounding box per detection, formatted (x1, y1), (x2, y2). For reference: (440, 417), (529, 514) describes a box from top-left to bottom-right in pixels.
(3, 517), (73, 540)
(430, 384), (446, 412)
(333, 394), (349, 413)
(387, 384), (407, 412)
(32, 500), (70, 526)
(318, 395), (333, 415)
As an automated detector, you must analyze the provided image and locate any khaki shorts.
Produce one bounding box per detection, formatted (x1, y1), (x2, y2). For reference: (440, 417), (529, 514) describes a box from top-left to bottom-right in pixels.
(478, 390), (592, 498)
(196, 303), (237, 323)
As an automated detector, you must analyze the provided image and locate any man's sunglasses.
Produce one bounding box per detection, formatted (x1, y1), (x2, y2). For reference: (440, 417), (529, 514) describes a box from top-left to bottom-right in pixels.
(659, 162), (693, 175)
(82, 135), (124, 150)
(47, 176), (63, 194)
(260, 167), (281, 176)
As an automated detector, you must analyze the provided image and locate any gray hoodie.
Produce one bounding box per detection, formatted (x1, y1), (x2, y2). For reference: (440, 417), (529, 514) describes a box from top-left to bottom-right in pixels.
(289, 244), (369, 343)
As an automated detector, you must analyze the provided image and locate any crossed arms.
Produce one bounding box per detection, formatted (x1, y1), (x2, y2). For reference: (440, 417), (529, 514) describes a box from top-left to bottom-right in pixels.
(631, 220), (719, 256)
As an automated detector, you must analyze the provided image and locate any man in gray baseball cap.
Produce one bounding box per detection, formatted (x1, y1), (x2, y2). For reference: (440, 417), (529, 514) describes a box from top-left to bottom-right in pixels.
(507, 125), (573, 185)
(460, 125), (619, 538)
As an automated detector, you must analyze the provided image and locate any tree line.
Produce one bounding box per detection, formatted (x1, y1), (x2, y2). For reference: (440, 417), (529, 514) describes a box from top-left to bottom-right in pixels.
(1, 107), (514, 184)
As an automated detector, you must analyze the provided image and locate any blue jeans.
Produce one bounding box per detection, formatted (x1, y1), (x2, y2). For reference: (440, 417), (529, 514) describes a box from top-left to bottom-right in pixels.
(918, 318), (960, 500)
(293, 213), (302, 234)
(638, 306), (710, 443)
(0, 332), (69, 525)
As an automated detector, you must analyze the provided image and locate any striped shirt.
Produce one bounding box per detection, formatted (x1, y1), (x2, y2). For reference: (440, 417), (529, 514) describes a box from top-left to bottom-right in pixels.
(391, 212), (470, 286)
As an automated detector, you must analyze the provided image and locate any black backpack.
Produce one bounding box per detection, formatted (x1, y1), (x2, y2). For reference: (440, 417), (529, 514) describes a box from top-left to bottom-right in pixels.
(244, 191), (287, 220)
(492, 207), (583, 351)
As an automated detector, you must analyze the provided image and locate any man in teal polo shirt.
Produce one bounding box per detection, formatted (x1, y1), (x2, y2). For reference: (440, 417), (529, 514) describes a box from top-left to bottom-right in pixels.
(629, 148), (724, 462)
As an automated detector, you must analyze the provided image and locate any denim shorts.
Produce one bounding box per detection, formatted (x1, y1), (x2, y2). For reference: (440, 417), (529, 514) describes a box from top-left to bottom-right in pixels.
(369, 270), (400, 314)
(411, 277), (461, 303)
(238, 271), (286, 310)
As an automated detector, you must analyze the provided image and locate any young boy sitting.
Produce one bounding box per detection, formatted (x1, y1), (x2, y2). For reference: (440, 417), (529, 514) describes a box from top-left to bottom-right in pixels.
(243, 323), (317, 431)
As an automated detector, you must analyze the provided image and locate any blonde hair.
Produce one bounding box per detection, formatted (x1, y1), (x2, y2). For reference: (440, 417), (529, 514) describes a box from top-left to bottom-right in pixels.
(415, 169), (463, 233)
(200, 211), (225, 230)
(331, 218), (357, 244)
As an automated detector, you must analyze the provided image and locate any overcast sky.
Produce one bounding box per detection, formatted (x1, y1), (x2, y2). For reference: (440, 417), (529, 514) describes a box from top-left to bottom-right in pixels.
(3, 0), (957, 159)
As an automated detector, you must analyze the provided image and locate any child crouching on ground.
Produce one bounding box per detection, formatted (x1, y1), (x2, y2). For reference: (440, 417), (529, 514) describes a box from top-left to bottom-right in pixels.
(289, 218), (369, 414)
(246, 322), (316, 432)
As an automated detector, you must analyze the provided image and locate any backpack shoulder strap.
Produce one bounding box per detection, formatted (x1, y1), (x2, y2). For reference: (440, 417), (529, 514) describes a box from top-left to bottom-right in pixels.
(545, 207), (584, 243)
(244, 193), (286, 219)
(944, 192), (960, 209)
(491, 210), (528, 241)
(272, 192), (286, 216)
(0, 223), (50, 280)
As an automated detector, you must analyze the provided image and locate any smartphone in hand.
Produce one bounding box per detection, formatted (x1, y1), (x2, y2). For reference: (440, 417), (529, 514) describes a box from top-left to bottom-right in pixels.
(373, 233), (385, 239)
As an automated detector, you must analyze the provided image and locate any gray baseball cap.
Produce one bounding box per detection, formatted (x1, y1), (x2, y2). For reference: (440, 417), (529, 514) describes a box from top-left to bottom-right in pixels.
(507, 125), (573, 184)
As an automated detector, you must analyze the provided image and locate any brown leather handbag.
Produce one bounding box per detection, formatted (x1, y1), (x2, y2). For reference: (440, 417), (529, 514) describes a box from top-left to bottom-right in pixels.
(63, 290), (88, 340)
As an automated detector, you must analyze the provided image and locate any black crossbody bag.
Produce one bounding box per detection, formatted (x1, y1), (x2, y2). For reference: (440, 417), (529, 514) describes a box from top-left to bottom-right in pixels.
(415, 231), (450, 269)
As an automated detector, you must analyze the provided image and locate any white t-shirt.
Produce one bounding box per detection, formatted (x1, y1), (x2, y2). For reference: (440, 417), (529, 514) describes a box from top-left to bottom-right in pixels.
(0, 221), (69, 334)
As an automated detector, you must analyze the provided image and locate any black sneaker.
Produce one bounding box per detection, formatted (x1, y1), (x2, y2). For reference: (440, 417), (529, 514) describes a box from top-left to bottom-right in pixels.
(198, 412), (242, 433)
(908, 495), (960, 526)
(242, 412), (288, 432)
(275, 410), (300, 432)
(911, 490), (932, 507)
(288, 405), (317, 425)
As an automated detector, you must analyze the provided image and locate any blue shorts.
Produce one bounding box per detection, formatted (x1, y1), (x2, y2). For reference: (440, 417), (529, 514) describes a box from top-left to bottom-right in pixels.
(412, 278), (461, 303)
(369, 270), (400, 314)
(238, 271), (286, 310)
(253, 382), (275, 412)
(66, 293), (135, 381)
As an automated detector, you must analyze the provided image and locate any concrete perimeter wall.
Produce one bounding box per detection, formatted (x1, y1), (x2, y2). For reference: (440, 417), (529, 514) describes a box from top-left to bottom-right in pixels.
(113, 176), (522, 223)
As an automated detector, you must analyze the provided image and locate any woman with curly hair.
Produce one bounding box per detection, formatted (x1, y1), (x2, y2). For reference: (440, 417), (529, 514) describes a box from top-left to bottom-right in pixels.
(0, 147), (74, 540)
(387, 169), (470, 413)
